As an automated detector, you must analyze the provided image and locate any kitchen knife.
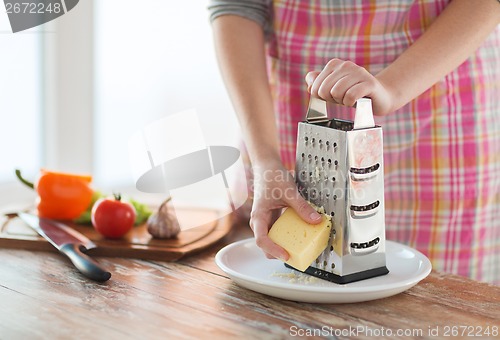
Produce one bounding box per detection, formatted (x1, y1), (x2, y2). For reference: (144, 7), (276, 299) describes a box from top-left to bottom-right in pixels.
(18, 212), (111, 282)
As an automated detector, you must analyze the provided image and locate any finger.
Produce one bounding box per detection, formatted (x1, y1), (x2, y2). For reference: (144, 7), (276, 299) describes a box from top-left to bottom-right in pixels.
(323, 64), (370, 103)
(318, 73), (350, 103)
(305, 71), (321, 93)
(342, 82), (369, 107)
(250, 209), (289, 260)
(328, 76), (365, 104)
(264, 252), (276, 259)
(343, 73), (380, 106)
(285, 191), (322, 224)
(309, 59), (343, 98)
(256, 233), (289, 260)
(315, 61), (364, 102)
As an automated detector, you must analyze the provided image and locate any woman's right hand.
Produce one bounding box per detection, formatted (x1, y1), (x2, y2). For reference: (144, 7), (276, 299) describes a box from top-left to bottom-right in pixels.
(210, 14), (322, 260)
(250, 160), (323, 260)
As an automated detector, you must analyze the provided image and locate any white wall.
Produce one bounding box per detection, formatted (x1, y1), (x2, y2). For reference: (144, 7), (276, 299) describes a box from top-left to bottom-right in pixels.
(0, 10), (41, 206)
(0, 1), (240, 208)
(94, 0), (239, 191)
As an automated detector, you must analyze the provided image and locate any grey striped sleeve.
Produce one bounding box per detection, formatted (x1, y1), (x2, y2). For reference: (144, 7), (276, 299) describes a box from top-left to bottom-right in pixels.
(208, 0), (273, 36)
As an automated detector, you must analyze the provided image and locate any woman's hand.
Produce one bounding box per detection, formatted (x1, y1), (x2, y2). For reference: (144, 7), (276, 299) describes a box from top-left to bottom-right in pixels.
(305, 59), (396, 116)
(250, 160), (322, 260)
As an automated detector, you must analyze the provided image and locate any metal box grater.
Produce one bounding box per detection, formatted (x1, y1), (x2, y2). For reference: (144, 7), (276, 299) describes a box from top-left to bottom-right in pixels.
(291, 97), (389, 284)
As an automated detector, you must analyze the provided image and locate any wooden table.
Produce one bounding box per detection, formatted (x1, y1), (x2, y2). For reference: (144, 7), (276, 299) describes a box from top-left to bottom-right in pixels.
(1, 220), (499, 339)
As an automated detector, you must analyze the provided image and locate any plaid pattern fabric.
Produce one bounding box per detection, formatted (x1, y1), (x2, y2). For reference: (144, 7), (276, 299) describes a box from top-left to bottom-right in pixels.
(258, 0), (500, 284)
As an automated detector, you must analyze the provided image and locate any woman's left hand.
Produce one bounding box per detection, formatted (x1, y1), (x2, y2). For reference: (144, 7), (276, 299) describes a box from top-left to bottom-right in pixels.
(306, 59), (396, 116)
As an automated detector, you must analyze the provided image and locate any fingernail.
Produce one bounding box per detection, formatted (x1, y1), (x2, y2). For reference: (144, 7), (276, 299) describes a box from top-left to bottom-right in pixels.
(310, 212), (321, 220)
(278, 255), (289, 262)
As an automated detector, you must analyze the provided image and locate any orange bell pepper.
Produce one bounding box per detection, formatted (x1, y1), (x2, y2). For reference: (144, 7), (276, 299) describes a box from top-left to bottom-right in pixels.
(16, 169), (94, 220)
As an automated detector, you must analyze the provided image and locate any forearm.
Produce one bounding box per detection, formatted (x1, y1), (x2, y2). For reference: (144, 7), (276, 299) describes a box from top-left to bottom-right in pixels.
(377, 0), (500, 112)
(212, 15), (280, 166)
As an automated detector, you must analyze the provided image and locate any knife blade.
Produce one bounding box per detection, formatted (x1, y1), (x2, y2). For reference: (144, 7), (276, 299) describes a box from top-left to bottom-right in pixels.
(18, 212), (111, 282)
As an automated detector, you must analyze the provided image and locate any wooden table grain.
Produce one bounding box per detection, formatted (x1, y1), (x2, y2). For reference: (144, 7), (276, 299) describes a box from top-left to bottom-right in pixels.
(1, 220), (499, 340)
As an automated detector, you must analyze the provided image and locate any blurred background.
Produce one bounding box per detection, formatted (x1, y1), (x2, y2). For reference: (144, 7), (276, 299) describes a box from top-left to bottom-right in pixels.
(0, 1), (239, 207)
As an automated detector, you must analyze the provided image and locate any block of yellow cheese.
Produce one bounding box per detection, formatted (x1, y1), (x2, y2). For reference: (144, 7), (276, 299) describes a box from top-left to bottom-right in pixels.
(268, 207), (332, 271)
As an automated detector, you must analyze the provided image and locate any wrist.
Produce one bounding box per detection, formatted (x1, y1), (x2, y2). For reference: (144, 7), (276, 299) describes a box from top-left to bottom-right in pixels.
(252, 155), (283, 172)
(375, 71), (404, 114)
(249, 148), (282, 168)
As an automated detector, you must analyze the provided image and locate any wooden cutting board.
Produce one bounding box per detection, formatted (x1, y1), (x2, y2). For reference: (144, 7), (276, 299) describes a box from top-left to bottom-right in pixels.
(0, 206), (233, 261)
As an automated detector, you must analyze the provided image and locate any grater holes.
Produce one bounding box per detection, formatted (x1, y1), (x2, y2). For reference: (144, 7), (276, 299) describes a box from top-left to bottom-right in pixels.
(334, 160), (338, 166)
(321, 157), (325, 162)
(301, 152), (305, 158)
(331, 176), (336, 182)
(351, 237), (380, 249)
(350, 201), (380, 212)
(305, 136), (308, 142)
(333, 194), (337, 200)
(300, 170), (307, 181)
(330, 211), (335, 217)
(333, 142), (337, 148)
(328, 158), (332, 165)
(350, 163), (380, 174)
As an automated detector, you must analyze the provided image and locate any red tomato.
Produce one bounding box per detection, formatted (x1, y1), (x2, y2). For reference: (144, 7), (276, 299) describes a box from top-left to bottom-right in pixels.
(91, 194), (136, 239)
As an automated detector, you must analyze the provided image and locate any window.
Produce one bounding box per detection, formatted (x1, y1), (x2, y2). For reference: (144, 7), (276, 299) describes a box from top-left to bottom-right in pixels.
(0, 12), (41, 206)
(94, 0), (237, 191)
(1, 1), (238, 208)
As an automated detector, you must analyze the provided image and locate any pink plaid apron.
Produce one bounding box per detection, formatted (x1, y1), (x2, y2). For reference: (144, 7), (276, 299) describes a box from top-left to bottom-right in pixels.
(238, 0), (500, 283)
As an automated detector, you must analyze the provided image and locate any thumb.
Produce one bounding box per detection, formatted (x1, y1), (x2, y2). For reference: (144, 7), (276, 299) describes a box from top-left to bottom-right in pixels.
(305, 71), (321, 93)
(286, 192), (322, 224)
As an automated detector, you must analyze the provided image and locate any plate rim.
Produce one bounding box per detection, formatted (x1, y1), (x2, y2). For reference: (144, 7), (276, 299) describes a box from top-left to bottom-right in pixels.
(215, 238), (432, 294)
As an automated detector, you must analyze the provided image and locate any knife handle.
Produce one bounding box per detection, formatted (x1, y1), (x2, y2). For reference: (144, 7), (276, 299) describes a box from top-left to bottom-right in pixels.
(60, 244), (111, 282)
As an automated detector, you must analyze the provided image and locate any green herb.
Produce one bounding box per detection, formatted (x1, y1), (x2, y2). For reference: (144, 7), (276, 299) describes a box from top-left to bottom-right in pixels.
(73, 191), (105, 224)
(129, 198), (152, 225)
(73, 192), (152, 226)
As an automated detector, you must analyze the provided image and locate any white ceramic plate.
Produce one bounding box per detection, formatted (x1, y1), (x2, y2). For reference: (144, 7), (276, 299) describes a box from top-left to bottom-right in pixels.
(215, 239), (432, 303)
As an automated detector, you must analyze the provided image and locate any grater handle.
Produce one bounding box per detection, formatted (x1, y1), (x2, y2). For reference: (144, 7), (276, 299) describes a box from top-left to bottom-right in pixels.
(353, 98), (375, 129)
(305, 97), (329, 123)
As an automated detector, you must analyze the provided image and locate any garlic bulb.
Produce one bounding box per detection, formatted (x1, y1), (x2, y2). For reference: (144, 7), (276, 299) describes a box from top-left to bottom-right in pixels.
(147, 197), (180, 239)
